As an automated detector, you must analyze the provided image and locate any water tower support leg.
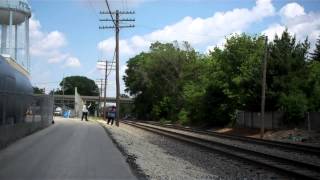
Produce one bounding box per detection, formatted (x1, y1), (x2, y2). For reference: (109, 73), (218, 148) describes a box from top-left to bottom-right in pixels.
(9, 11), (13, 58)
(25, 17), (30, 71)
(1, 25), (7, 54)
(15, 25), (18, 60)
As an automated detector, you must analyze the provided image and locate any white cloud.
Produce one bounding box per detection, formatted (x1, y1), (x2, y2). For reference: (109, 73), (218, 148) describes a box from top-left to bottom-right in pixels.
(40, 31), (66, 49)
(30, 18), (67, 57)
(279, 3), (305, 19)
(30, 17), (81, 67)
(98, 0), (275, 59)
(77, 0), (152, 13)
(97, 0), (276, 97)
(101, 64), (128, 97)
(95, 0), (320, 96)
(64, 57), (81, 68)
(205, 31), (242, 53)
(29, 18), (43, 40)
(48, 53), (70, 63)
(262, 23), (286, 40)
(263, 2), (320, 49)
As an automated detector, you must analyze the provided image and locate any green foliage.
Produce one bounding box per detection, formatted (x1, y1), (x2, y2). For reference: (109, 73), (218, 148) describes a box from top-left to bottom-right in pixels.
(212, 34), (265, 112)
(124, 41), (197, 120)
(279, 91), (308, 124)
(267, 30), (310, 116)
(311, 36), (320, 62)
(56, 76), (99, 96)
(124, 30), (318, 127)
(33, 86), (45, 94)
(207, 84), (233, 126)
(119, 103), (134, 118)
(178, 108), (189, 125)
(307, 62), (320, 111)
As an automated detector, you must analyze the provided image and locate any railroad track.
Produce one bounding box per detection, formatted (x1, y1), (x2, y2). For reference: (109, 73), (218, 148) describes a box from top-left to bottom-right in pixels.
(122, 120), (320, 180)
(143, 121), (320, 156)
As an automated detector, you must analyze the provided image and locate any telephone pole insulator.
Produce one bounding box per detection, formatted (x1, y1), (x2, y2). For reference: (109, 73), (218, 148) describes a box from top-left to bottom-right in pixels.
(99, 8), (135, 127)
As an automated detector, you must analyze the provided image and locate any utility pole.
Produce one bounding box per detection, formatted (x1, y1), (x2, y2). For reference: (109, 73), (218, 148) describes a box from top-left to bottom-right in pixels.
(62, 75), (65, 111)
(97, 60), (115, 120)
(104, 61), (108, 120)
(260, 36), (268, 139)
(99, 79), (103, 116)
(95, 79), (104, 117)
(115, 11), (120, 127)
(100, 10), (135, 126)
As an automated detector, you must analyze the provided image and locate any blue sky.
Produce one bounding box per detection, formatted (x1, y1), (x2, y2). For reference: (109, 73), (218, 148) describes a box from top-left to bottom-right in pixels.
(29, 0), (320, 96)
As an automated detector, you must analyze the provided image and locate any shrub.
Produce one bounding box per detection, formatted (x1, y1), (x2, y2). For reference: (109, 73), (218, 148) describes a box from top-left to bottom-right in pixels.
(178, 108), (190, 125)
(279, 91), (308, 124)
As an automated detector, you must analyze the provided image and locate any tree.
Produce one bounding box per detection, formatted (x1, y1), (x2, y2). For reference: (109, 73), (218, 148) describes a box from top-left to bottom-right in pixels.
(212, 34), (265, 112)
(124, 41), (198, 120)
(123, 31), (315, 127)
(33, 86), (45, 94)
(310, 36), (320, 62)
(267, 30), (310, 123)
(307, 55), (320, 111)
(56, 76), (99, 96)
(306, 36), (320, 112)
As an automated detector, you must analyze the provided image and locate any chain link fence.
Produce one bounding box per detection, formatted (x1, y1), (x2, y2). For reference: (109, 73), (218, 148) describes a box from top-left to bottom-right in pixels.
(0, 92), (54, 149)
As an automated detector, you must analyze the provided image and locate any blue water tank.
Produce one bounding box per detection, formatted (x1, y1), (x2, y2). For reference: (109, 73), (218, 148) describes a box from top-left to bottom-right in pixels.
(0, 55), (32, 124)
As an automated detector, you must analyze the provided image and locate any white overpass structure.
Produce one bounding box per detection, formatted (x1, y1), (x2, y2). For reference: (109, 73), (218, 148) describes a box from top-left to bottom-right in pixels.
(53, 94), (133, 107)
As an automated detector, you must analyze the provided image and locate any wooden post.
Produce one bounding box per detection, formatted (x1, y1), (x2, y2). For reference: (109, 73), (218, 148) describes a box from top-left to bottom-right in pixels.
(260, 36), (268, 139)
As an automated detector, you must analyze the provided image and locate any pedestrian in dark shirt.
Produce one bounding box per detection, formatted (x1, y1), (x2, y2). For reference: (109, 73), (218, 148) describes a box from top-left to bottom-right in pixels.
(107, 106), (116, 125)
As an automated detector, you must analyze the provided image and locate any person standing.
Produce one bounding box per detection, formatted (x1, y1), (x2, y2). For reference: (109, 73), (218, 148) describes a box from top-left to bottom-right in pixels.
(107, 106), (116, 125)
(81, 103), (91, 121)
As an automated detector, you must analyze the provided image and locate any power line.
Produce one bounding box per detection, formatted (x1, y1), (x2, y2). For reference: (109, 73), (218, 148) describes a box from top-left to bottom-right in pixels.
(87, 0), (100, 19)
(95, 78), (104, 117)
(124, 0), (128, 11)
(104, 0), (116, 26)
(134, 24), (228, 38)
(121, 0), (125, 11)
(97, 48), (116, 78)
(99, 9), (135, 127)
(107, 49), (116, 77)
(97, 60), (116, 120)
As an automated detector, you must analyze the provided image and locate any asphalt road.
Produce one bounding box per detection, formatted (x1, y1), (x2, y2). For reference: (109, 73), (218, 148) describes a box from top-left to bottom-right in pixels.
(0, 117), (137, 180)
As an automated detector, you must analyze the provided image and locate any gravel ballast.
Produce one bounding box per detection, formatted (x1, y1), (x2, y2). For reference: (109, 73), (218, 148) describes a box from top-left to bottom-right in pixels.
(138, 123), (320, 167)
(97, 120), (289, 180)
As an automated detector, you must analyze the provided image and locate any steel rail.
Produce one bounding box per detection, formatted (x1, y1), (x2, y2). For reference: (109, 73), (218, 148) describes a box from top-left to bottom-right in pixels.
(142, 121), (320, 156)
(122, 121), (320, 180)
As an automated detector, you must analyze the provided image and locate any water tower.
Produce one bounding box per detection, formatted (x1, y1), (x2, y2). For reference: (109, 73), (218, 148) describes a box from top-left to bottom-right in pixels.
(0, 0), (31, 72)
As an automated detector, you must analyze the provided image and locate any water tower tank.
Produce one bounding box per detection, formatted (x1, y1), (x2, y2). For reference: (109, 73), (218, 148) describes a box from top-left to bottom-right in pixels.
(0, 0), (31, 72)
